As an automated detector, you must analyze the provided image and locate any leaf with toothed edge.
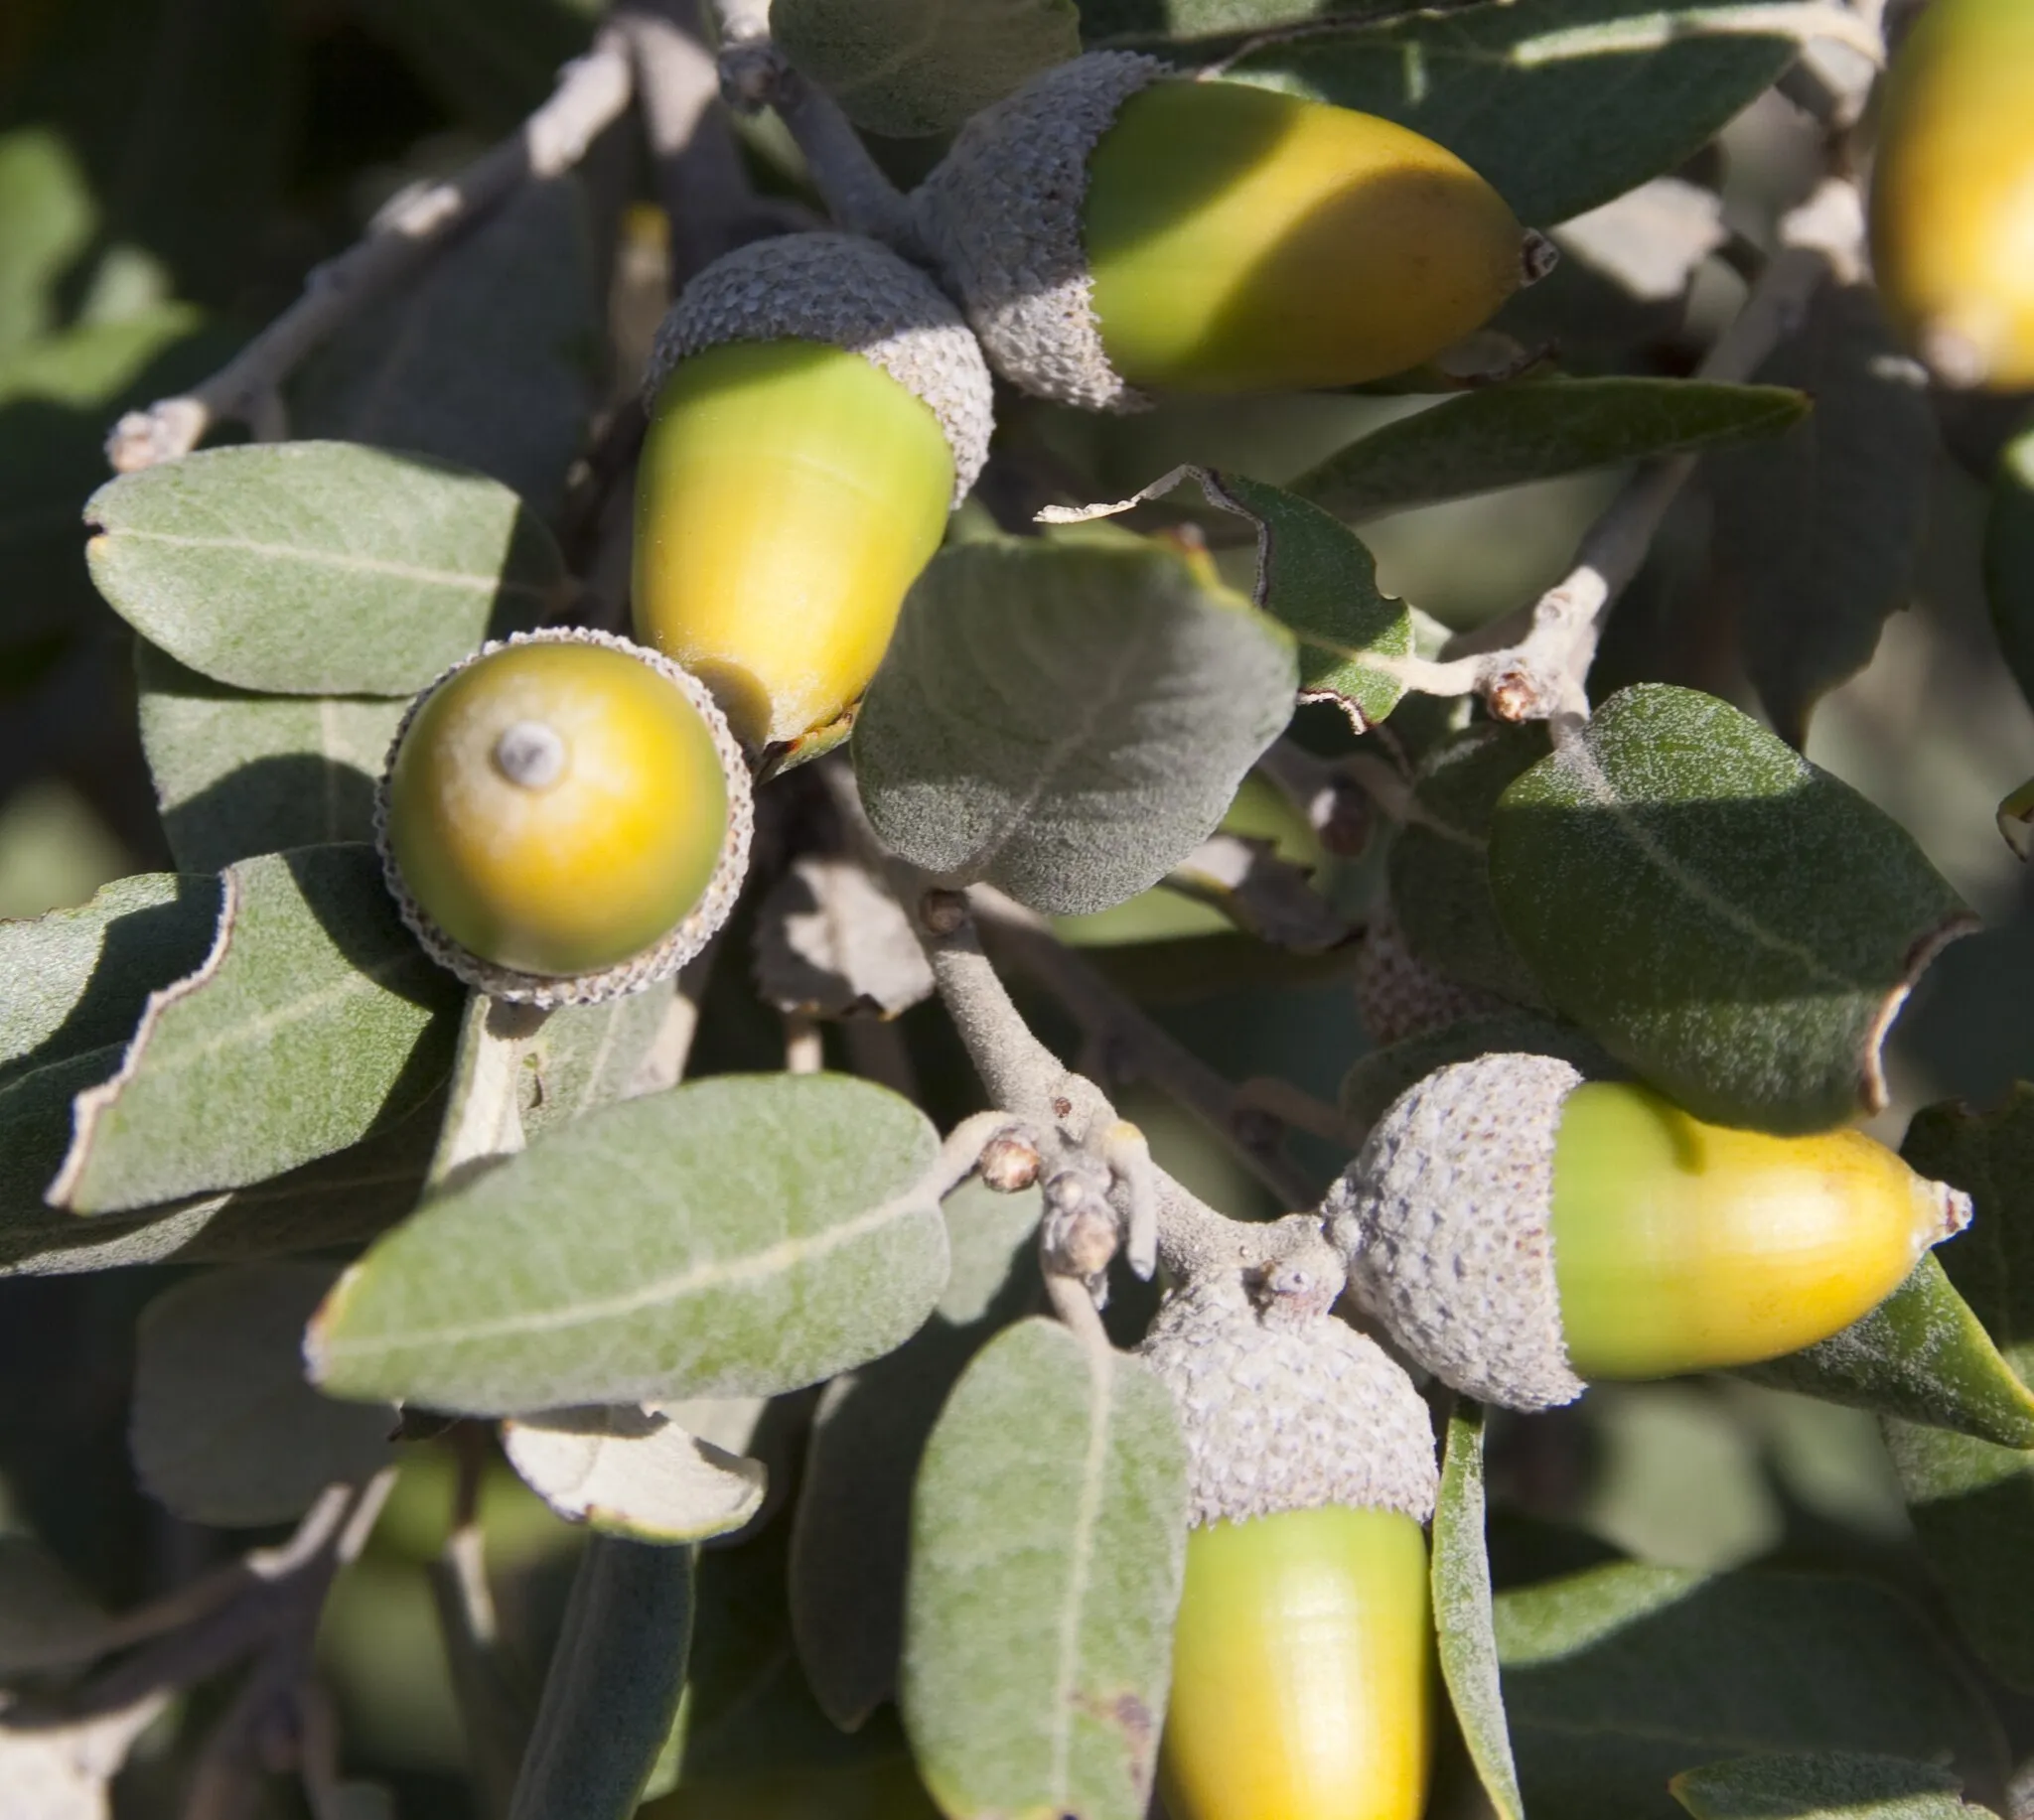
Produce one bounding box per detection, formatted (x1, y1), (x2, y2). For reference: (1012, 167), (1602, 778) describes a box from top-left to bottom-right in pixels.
(901, 1317), (1187, 1820)
(47, 845), (461, 1215)
(1709, 283), (1935, 748)
(1196, 469), (1412, 732)
(1037, 466), (1410, 732)
(1433, 1400), (1526, 1820)
(1488, 685), (1971, 1134)
(1881, 1087), (2034, 1691)
(307, 1073), (948, 1416)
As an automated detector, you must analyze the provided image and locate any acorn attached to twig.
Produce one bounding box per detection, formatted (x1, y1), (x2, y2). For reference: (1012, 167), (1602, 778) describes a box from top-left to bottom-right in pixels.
(1139, 1256), (1437, 1820)
(633, 231), (994, 755)
(1870, 0), (2034, 390)
(914, 51), (1546, 410)
(1326, 1052), (1973, 1410)
(376, 629), (751, 1006)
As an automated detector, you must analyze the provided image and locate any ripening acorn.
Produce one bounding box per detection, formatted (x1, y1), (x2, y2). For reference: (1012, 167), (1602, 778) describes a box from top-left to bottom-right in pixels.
(1139, 1264), (1438, 1820)
(1869, 0), (2034, 389)
(1326, 1052), (1974, 1410)
(914, 51), (1547, 409)
(633, 231), (994, 753)
(376, 629), (752, 1005)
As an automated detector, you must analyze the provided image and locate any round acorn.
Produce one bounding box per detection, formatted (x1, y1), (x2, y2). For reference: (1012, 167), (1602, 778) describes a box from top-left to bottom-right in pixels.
(633, 231), (994, 752)
(914, 51), (1546, 410)
(1869, 0), (2034, 390)
(1139, 1261), (1438, 1820)
(1326, 1052), (1974, 1410)
(376, 628), (752, 1006)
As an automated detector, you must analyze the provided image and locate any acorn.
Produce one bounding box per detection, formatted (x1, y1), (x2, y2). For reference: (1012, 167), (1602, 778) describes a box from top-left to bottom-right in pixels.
(633, 231), (995, 752)
(1869, 0), (2034, 389)
(1138, 1257), (1438, 1820)
(914, 52), (1544, 410)
(375, 628), (751, 1006)
(1325, 1052), (1974, 1410)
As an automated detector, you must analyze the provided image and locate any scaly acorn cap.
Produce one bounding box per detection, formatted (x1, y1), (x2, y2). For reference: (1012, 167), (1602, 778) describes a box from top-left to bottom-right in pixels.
(643, 230), (994, 506)
(1138, 1265), (1438, 1531)
(1326, 1051), (1977, 1409)
(374, 628), (753, 1008)
(1325, 1051), (1588, 1411)
(914, 51), (1166, 413)
(1353, 901), (1508, 1050)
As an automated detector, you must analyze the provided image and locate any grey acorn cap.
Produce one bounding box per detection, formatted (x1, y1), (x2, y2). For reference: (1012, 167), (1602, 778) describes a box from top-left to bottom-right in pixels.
(374, 629), (753, 1009)
(1138, 1269), (1438, 1530)
(1325, 1052), (1588, 1411)
(914, 51), (1167, 413)
(644, 230), (993, 508)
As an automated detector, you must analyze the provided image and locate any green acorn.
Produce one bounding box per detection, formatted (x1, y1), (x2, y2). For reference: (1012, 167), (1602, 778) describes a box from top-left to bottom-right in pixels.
(915, 52), (1544, 409)
(376, 629), (751, 1006)
(634, 231), (994, 752)
(1327, 1052), (1973, 1409)
(1139, 1264), (1437, 1820)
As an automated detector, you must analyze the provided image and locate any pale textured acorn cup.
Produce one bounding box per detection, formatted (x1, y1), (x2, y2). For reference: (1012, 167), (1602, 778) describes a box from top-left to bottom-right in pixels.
(1868, 0), (2034, 391)
(914, 51), (1536, 411)
(1326, 1052), (1976, 1411)
(1353, 901), (1508, 1050)
(373, 628), (753, 1008)
(1140, 1273), (1438, 1820)
(635, 231), (995, 751)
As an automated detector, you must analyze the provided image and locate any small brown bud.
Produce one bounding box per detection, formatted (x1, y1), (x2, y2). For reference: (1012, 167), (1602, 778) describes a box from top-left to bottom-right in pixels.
(979, 1131), (1043, 1192)
(919, 888), (969, 934)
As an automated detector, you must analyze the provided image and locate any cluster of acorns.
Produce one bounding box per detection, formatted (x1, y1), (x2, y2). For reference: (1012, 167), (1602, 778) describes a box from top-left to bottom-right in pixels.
(371, 50), (1548, 1000)
(363, 21), (2031, 1820)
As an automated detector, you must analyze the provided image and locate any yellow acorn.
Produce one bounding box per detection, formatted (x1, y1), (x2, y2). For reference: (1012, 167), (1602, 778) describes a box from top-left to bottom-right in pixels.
(1869, 0), (2034, 389)
(914, 52), (1546, 409)
(633, 231), (994, 752)
(1138, 1262), (1437, 1820)
(375, 628), (751, 1006)
(1327, 1053), (1973, 1410)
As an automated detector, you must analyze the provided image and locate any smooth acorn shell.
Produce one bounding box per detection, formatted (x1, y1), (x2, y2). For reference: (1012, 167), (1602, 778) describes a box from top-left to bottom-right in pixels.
(1084, 80), (1527, 392)
(384, 638), (730, 980)
(1869, 0), (2034, 389)
(1550, 1080), (1963, 1379)
(1161, 1505), (1432, 1820)
(634, 338), (955, 751)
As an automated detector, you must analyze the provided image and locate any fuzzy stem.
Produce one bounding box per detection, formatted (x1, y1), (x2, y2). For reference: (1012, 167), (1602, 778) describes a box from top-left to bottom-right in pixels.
(714, 39), (923, 253)
(1397, 181), (1855, 723)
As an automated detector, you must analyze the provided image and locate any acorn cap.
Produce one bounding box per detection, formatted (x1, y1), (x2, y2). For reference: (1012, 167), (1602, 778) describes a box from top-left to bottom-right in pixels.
(1354, 901), (1508, 1050)
(373, 628), (753, 1008)
(1138, 1265), (1438, 1530)
(914, 51), (1165, 413)
(644, 230), (994, 507)
(1325, 1051), (1587, 1411)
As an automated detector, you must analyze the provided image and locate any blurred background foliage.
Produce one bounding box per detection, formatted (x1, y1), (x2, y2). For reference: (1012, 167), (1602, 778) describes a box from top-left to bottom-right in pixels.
(1, 0), (2031, 1812)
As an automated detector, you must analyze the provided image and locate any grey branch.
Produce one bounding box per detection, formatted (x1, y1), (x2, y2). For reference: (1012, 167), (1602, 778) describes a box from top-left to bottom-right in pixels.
(104, 0), (763, 473)
(1383, 180), (1859, 729)
(713, 37), (922, 253)
(969, 888), (1330, 1211)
